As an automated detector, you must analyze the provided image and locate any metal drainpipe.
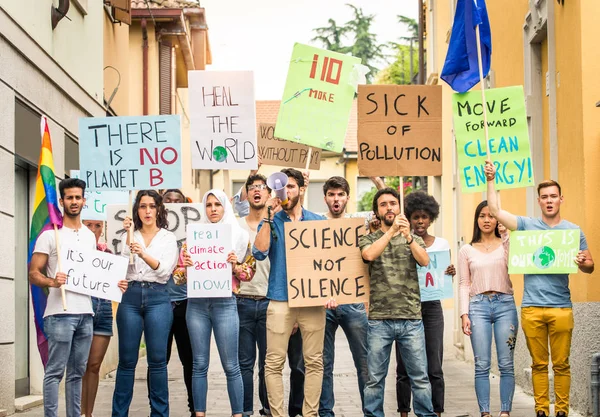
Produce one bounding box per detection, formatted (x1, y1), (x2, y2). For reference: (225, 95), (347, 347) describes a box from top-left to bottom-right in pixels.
(141, 19), (149, 116)
(51, 0), (70, 29)
(592, 352), (600, 417)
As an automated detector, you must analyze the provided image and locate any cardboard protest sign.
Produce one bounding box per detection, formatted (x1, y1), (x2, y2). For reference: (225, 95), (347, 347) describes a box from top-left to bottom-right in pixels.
(186, 224), (232, 298)
(79, 115), (182, 190)
(285, 218), (370, 307)
(357, 85), (443, 176)
(453, 86), (533, 192)
(258, 123), (321, 169)
(62, 248), (128, 302)
(70, 170), (128, 221)
(508, 230), (580, 274)
(106, 203), (203, 254)
(275, 43), (361, 153)
(417, 250), (452, 301)
(189, 71), (257, 170)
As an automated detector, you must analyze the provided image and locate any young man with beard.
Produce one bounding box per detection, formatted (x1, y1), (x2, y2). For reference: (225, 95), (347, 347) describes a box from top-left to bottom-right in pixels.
(359, 188), (436, 417)
(484, 162), (594, 417)
(238, 174), (305, 417)
(253, 168), (326, 417)
(319, 176), (369, 417)
(28, 179), (98, 417)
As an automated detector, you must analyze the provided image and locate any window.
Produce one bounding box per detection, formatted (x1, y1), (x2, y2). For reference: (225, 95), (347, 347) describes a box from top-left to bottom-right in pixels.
(307, 181), (327, 214)
(232, 180), (246, 197)
(64, 134), (79, 173)
(356, 177), (376, 200)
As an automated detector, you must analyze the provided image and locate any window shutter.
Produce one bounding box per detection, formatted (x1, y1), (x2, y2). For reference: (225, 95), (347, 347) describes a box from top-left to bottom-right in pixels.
(159, 42), (172, 115)
(111, 0), (131, 25)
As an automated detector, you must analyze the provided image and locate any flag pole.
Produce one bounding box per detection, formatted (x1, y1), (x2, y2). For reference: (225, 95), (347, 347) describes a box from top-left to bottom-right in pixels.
(475, 22), (491, 158)
(54, 224), (68, 311)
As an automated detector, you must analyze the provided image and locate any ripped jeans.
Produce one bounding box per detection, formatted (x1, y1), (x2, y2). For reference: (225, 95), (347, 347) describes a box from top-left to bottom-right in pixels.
(468, 293), (518, 414)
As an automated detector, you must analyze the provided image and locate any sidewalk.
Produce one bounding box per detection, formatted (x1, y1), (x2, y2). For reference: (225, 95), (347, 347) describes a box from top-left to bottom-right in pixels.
(16, 332), (559, 417)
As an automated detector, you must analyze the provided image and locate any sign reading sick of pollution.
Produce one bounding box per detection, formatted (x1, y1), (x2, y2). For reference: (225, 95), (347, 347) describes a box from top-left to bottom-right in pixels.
(508, 230), (580, 274)
(453, 86), (533, 193)
(357, 85), (443, 177)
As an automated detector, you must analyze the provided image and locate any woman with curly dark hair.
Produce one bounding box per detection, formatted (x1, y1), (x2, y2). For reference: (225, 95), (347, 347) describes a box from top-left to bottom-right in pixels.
(112, 190), (179, 417)
(395, 191), (456, 417)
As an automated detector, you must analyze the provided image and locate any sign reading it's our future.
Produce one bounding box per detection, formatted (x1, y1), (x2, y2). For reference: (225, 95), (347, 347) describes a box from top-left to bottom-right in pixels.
(284, 218), (370, 307)
(508, 229), (581, 274)
(79, 115), (182, 190)
(453, 86), (533, 193)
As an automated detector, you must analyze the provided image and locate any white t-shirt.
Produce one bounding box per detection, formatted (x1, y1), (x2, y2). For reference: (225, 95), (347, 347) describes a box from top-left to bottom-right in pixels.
(427, 236), (451, 253)
(34, 225), (96, 317)
(238, 217), (269, 297)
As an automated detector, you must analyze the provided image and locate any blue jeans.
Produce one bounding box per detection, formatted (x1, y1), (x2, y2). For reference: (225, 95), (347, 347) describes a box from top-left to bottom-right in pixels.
(112, 282), (173, 417)
(187, 296), (244, 414)
(237, 296), (270, 415)
(364, 319), (436, 417)
(319, 303), (368, 417)
(91, 297), (114, 336)
(43, 314), (93, 417)
(469, 293), (518, 413)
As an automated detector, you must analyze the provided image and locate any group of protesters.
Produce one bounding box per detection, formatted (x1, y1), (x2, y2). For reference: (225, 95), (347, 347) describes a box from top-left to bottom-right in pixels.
(29, 159), (593, 417)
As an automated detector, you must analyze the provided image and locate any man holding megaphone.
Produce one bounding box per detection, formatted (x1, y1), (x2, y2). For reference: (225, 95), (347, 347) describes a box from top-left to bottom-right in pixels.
(253, 168), (327, 417)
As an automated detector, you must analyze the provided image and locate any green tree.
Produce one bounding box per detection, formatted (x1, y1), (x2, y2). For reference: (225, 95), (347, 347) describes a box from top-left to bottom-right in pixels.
(311, 4), (386, 83)
(376, 15), (419, 85)
(358, 177), (419, 212)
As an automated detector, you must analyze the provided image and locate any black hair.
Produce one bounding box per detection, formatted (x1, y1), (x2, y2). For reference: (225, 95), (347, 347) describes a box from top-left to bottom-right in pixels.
(372, 187), (401, 219)
(59, 178), (86, 199)
(323, 176), (350, 196)
(133, 190), (169, 230)
(404, 191), (440, 222)
(281, 168), (304, 187)
(470, 200), (501, 244)
(245, 174), (271, 193)
(162, 189), (186, 201)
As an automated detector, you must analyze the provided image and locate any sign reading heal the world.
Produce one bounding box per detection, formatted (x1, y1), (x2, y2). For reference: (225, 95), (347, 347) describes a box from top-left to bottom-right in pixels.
(357, 85), (443, 177)
(257, 123), (321, 169)
(62, 247), (127, 302)
(70, 170), (128, 221)
(417, 250), (452, 301)
(106, 203), (203, 254)
(453, 86), (533, 193)
(189, 71), (257, 170)
(508, 230), (580, 274)
(79, 115), (182, 190)
(186, 224), (232, 298)
(275, 43), (361, 153)
(284, 218), (370, 307)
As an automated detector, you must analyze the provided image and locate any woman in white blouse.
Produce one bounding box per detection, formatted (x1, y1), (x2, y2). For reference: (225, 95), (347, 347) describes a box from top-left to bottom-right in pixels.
(459, 200), (517, 417)
(112, 190), (179, 417)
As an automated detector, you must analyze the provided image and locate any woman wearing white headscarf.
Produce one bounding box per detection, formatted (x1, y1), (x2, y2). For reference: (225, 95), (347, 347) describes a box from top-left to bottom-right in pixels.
(176, 189), (254, 417)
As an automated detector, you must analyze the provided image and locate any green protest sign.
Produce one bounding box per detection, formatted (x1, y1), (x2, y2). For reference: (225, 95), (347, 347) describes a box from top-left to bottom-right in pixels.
(275, 43), (362, 153)
(508, 230), (580, 274)
(452, 86), (533, 193)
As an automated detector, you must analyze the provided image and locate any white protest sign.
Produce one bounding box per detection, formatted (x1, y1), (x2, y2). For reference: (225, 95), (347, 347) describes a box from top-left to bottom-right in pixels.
(79, 115), (182, 190)
(106, 203), (203, 254)
(70, 170), (129, 221)
(62, 247), (127, 302)
(189, 71), (257, 170)
(186, 224), (232, 298)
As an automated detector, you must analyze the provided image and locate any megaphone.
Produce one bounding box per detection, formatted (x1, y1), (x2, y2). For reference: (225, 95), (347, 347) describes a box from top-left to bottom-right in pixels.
(267, 172), (289, 205)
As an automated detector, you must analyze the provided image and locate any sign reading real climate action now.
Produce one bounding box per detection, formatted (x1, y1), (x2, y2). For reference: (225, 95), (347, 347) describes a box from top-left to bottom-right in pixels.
(284, 218), (370, 307)
(358, 85), (443, 177)
(275, 43), (361, 153)
(508, 229), (580, 274)
(453, 86), (533, 193)
(79, 115), (182, 190)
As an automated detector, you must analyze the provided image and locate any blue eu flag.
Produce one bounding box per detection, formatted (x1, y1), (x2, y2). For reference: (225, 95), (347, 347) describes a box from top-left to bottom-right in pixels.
(441, 0), (491, 93)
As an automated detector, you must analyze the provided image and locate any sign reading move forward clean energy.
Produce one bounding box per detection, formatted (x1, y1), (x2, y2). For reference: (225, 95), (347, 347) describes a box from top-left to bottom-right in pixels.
(508, 230), (580, 274)
(79, 115), (182, 190)
(453, 86), (533, 193)
(275, 43), (361, 153)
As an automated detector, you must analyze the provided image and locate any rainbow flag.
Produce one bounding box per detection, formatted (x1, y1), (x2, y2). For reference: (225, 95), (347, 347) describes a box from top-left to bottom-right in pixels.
(28, 116), (63, 368)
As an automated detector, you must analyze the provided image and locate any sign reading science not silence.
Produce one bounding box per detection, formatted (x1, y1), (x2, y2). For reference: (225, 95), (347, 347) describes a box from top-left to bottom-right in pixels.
(284, 218), (370, 307)
(357, 85), (442, 176)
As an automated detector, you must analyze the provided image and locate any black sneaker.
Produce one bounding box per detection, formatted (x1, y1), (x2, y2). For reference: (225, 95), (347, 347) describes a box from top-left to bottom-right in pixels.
(556, 412), (567, 417)
(536, 412), (547, 417)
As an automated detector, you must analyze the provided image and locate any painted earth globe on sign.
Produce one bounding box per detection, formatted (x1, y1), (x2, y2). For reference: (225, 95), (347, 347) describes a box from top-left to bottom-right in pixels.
(532, 246), (556, 269)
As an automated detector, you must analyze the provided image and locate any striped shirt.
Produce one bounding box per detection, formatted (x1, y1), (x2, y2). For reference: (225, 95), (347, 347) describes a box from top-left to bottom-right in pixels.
(458, 235), (512, 317)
